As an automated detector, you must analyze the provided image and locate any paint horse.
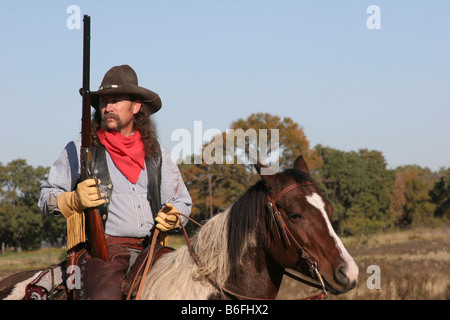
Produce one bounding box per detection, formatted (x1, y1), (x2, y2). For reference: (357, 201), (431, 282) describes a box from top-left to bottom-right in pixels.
(140, 156), (358, 299)
(0, 156), (358, 300)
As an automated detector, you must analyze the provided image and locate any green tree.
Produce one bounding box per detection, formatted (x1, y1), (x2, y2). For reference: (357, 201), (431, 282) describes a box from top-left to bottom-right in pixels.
(314, 145), (395, 235)
(429, 167), (450, 220)
(391, 165), (438, 227)
(0, 159), (56, 250)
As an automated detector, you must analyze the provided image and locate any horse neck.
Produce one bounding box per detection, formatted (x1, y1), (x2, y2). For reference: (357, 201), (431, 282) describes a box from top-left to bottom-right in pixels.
(223, 243), (285, 300)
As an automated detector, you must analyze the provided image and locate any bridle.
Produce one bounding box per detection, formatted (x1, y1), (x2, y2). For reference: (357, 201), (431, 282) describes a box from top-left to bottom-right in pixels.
(266, 181), (328, 300)
(134, 181), (328, 300)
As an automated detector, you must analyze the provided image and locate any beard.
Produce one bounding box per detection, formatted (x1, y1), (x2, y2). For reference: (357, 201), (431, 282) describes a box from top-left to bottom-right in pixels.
(101, 113), (123, 132)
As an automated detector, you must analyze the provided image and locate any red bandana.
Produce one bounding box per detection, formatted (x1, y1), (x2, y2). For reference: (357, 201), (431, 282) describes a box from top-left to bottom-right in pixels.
(97, 129), (145, 184)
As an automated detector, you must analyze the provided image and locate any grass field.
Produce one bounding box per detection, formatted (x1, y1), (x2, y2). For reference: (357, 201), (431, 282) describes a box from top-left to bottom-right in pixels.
(1, 227), (448, 300)
(277, 226), (450, 300)
(0, 247), (66, 280)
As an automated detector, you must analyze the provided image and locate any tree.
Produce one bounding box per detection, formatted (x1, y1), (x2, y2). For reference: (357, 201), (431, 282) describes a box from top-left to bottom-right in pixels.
(0, 159), (58, 250)
(314, 145), (395, 235)
(430, 167), (450, 219)
(391, 165), (438, 227)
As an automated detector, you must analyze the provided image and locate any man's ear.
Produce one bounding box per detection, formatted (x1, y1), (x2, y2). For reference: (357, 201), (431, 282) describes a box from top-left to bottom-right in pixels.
(132, 100), (142, 114)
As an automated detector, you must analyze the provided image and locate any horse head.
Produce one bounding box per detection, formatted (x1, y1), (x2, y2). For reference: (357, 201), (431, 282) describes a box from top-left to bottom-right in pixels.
(255, 156), (359, 295)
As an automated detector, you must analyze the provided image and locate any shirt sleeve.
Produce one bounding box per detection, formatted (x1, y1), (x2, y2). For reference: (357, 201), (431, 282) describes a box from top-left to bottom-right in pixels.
(38, 140), (81, 216)
(159, 145), (192, 226)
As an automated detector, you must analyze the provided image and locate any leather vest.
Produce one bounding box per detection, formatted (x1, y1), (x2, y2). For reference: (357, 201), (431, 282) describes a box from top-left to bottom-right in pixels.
(90, 142), (163, 230)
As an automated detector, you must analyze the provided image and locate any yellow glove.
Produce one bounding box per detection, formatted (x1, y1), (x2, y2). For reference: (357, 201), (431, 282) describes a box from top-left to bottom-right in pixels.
(57, 179), (106, 219)
(155, 203), (181, 232)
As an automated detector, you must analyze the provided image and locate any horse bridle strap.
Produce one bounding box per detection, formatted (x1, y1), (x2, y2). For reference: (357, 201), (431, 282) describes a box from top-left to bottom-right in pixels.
(266, 181), (328, 299)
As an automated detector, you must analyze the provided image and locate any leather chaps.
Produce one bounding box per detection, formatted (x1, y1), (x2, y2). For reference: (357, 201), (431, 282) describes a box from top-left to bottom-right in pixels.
(71, 238), (148, 300)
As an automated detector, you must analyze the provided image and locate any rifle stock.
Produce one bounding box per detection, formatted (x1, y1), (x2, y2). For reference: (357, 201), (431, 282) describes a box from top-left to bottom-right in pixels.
(80, 15), (109, 262)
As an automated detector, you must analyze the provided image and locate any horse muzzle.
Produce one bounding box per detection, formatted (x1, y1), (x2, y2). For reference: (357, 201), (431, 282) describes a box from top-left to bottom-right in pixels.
(325, 261), (359, 295)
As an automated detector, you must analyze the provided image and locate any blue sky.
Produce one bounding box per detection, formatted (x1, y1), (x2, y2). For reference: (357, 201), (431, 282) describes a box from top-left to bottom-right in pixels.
(0, 0), (449, 171)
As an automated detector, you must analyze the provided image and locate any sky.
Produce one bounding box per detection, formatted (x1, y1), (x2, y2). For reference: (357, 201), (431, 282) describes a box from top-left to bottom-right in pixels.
(0, 0), (449, 171)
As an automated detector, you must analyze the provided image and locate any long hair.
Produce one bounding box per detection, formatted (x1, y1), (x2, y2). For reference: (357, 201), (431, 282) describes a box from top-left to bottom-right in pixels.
(90, 103), (160, 157)
(226, 180), (266, 280)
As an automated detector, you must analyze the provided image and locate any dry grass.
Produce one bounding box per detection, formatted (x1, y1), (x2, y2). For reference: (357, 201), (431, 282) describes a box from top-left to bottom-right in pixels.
(277, 227), (450, 300)
(0, 247), (66, 281)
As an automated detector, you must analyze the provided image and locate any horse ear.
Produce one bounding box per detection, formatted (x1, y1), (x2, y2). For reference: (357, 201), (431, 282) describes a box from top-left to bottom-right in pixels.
(293, 155), (310, 174)
(254, 162), (277, 177)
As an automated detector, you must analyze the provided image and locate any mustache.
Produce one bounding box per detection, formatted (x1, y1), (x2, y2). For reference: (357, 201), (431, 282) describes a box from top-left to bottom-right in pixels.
(101, 112), (122, 131)
(102, 113), (120, 122)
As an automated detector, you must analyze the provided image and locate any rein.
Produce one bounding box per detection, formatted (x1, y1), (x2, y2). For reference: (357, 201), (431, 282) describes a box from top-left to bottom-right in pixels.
(135, 182), (328, 300)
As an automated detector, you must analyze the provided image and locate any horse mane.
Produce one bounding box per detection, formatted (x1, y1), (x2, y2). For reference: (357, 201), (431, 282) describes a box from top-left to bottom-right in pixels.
(283, 168), (318, 187)
(226, 180), (267, 280)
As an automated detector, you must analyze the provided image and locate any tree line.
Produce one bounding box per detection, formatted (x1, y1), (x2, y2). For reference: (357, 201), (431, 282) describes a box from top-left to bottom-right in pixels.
(1, 113), (448, 251)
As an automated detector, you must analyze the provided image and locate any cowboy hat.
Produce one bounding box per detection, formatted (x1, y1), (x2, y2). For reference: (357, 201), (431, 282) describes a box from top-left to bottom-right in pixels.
(90, 65), (162, 114)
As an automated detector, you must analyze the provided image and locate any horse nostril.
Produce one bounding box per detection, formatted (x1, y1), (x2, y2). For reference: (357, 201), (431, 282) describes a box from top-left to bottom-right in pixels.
(334, 265), (350, 288)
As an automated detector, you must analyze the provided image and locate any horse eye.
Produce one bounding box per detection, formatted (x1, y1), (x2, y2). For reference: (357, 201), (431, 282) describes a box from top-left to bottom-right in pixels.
(288, 213), (303, 220)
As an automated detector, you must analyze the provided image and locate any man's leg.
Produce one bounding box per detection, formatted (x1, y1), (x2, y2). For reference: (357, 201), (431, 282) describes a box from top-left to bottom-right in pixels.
(74, 245), (130, 300)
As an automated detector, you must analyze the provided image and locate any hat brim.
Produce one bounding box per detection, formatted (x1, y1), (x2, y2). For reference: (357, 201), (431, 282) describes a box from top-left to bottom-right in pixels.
(90, 84), (162, 114)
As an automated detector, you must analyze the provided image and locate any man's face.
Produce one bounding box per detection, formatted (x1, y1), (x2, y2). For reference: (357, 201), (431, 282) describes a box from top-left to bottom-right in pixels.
(99, 94), (141, 136)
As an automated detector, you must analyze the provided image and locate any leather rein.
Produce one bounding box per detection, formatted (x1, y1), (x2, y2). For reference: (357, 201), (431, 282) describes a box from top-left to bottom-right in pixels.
(134, 181), (328, 300)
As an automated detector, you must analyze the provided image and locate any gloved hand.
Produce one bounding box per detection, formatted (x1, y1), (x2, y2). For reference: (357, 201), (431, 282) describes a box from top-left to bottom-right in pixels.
(57, 179), (106, 219)
(155, 203), (181, 232)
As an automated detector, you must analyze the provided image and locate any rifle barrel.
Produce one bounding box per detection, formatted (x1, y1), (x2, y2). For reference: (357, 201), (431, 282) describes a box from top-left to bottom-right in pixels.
(79, 15), (109, 262)
(82, 15), (90, 93)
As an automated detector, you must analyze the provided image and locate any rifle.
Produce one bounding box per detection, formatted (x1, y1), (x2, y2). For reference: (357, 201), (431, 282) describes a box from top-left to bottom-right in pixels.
(79, 15), (109, 262)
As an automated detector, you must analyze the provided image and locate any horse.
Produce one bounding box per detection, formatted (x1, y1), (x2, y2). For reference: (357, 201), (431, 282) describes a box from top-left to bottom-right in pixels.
(140, 155), (358, 299)
(0, 155), (358, 300)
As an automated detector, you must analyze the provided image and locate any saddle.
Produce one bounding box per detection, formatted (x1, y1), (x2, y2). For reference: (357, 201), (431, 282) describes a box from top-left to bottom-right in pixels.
(23, 244), (174, 300)
(122, 244), (174, 299)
